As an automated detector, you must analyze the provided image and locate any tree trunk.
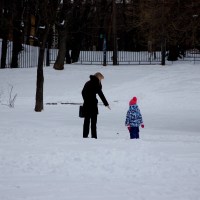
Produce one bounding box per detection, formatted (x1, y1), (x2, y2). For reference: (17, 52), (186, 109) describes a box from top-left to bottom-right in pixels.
(35, 26), (49, 112)
(71, 33), (81, 63)
(34, 47), (44, 111)
(65, 49), (72, 64)
(11, 26), (23, 68)
(71, 48), (80, 63)
(34, 0), (61, 111)
(29, 15), (36, 45)
(53, 27), (67, 70)
(0, 37), (7, 68)
(167, 45), (180, 61)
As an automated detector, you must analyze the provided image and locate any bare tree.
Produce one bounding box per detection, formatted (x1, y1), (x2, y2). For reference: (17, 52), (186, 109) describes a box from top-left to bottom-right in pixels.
(0, 85), (17, 108)
(35, 0), (61, 112)
(53, 0), (113, 69)
(53, 0), (72, 70)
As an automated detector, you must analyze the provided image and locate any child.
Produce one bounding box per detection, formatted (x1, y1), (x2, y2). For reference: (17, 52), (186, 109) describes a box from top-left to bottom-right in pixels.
(125, 97), (144, 139)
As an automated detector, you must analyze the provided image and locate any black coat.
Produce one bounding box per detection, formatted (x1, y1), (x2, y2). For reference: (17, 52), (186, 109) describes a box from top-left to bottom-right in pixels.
(82, 75), (109, 116)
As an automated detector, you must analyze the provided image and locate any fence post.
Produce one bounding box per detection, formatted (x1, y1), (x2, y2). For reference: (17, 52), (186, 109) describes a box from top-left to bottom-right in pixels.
(161, 0), (166, 66)
(103, 37), (107, 66)
(161, 39), (166, 65)
(112, 0), (118, 65)
(46, 42), (50, 66)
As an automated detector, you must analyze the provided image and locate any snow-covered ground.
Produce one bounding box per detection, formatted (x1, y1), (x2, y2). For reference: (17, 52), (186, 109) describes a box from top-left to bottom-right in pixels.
(0, 62), (200, 200)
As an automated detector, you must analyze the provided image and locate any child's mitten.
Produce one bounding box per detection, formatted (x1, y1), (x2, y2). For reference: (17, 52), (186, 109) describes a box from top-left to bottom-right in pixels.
(141, 124), (144, 128)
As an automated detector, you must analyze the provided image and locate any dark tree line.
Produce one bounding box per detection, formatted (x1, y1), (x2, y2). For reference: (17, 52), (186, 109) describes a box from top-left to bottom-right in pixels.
(1, 0), (200, 67)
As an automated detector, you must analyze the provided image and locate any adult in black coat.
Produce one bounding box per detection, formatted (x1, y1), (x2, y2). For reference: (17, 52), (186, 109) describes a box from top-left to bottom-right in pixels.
(82, 72), (110, 139)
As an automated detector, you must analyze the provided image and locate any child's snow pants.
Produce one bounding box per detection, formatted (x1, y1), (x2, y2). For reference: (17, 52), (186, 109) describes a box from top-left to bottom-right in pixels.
(129, 127), (139, 139)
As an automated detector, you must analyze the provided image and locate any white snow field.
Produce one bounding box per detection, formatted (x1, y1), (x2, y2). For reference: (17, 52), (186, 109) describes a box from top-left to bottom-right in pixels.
(0, 62), (200, 200)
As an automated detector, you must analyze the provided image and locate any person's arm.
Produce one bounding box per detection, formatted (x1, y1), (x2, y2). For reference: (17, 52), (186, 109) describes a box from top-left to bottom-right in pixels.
(137, 107), (144, 128)
(97, 89), (109, 107)
(125, 110), (130, 126)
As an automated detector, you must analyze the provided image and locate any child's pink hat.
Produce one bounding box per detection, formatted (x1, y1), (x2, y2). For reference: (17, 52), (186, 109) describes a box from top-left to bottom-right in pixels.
(129, 97), (137, 105)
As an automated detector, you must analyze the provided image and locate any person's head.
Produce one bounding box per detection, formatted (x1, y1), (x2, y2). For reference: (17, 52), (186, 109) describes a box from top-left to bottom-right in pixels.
(94, 72), (104, 81)
(129, 96), (137, 106)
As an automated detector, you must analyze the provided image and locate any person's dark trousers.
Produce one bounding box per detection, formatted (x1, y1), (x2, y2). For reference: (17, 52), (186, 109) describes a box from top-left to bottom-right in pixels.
(129, 127), (139, 139)
(83, 114), (97, 138)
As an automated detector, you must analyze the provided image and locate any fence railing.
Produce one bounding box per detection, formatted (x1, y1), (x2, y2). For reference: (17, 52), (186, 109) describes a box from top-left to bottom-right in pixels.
(46, 48), (200, 65)
(0, 40), (40, 68)
(77, 50), (162, 65)
(178, 49), (200, 63)
(49, 50), (162, 65)
(1, 39), (200, 68)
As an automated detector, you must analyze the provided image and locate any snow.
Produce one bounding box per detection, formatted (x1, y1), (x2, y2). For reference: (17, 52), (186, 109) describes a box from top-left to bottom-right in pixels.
(0, 62), (200, 200)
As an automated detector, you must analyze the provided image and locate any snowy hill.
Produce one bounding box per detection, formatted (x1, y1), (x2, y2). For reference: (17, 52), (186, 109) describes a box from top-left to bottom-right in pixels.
(0, 63), (200, 200)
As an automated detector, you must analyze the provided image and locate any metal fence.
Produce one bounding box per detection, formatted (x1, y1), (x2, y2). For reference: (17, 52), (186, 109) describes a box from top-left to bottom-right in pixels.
(0, 40), (41, 68)
(178, 49), (200, 63)
(49, 49), (162, 65)
(1, 40), (200, 68)
(78, 50), (162, 65)
(47, 48), (200, 65)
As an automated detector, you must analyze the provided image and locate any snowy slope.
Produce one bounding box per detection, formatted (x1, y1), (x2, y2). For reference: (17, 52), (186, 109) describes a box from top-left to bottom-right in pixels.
(0, 63), (200, 200)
